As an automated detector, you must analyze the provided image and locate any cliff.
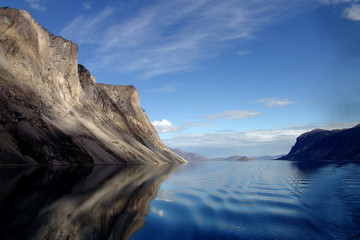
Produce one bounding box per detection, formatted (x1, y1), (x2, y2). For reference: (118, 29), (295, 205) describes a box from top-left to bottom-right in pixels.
(278, 124), (360, 161)
(0, 7), (185, 164)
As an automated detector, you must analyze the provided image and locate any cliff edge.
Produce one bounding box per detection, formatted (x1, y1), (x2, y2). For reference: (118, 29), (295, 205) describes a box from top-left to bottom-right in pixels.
(0, 7), (186, 164)
(278, 124), (360, 161)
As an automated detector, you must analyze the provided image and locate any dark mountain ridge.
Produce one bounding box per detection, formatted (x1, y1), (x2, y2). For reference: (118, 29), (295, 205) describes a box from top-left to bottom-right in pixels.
(278, 124), (360, 161)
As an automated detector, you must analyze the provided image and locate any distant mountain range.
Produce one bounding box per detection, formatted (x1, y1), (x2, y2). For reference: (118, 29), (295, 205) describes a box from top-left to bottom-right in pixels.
(173, 123), (360, 162)
(278, 124), (360, 161)
(172, 148), (251, 161)
(171, 148), (281, 162)
(171, 148), (212, 161)
(213, 156), (252, 161)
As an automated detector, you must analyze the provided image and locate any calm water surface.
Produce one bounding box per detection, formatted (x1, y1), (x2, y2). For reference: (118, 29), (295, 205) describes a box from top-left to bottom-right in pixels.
(0, 160), (359, 240)
(133, 160), (360, 240)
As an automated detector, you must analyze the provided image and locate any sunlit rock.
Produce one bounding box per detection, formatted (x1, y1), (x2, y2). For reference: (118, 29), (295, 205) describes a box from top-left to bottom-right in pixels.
(0, 7), (185, 164)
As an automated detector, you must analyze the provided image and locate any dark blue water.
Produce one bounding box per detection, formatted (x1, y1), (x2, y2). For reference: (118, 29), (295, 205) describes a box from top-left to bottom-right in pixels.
(132, 160), (360, 240)
(0, 160), (359, 240)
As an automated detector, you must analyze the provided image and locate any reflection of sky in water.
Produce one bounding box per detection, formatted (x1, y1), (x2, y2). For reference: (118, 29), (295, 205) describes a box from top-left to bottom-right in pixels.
(133, 160), (360, 240)
(0, 161), (359, 240)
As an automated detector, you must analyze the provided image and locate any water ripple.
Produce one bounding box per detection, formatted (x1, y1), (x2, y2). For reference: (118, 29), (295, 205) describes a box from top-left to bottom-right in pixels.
(133, 160), (360, 240)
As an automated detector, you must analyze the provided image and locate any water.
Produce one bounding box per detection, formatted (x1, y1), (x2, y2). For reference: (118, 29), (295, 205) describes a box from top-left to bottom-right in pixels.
(0, 160), (359, 240)
(132, 160), (360, 240)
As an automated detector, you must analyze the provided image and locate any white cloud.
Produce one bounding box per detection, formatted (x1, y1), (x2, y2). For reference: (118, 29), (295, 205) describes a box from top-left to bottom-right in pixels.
(254, 97), (294, 107)
(163, 127), (304, 157)
(151, 119), (180, 133)
(26, 0), (47, 11)
(152, 207), (165, 217)
(60, 0), (316, 79)
(162, 122), (359, 157)
(318, 0), (360, 21)
(204, 110), (261, 120)
(344, 4), (360, 20)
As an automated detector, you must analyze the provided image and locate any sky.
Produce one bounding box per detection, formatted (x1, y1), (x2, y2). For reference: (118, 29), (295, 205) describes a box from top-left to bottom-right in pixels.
(1, 0), (360, 158)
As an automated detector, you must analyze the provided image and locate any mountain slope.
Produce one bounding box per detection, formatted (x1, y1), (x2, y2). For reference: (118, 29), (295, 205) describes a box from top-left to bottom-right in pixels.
(213, 155), (252, 161)
(278, 124), (360, 160)
(171, 148), (212, 161)
(0, 7), (185, 164)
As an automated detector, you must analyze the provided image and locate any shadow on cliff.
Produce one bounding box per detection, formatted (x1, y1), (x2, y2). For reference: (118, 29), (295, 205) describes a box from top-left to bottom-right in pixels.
(0, 7), (186, 164)
(0, 164), (181, 240)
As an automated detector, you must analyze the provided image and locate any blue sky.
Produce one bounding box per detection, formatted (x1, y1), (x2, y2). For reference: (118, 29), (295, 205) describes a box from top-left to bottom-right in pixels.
(2, 0), (360, 157)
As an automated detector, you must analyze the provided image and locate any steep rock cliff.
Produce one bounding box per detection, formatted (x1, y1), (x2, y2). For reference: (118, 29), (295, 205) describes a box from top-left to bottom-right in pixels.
(0, 7), (185, 164)
(278, 124), (360, 161)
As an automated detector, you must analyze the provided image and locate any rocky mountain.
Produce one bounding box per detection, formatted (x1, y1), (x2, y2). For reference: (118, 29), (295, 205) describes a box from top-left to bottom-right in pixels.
(0, 7), (185, 164)
(171, 148), (254, 162)
(171, 148), (212, 161)
(278, 124), (360, 161)
(214, 156), (252, 161)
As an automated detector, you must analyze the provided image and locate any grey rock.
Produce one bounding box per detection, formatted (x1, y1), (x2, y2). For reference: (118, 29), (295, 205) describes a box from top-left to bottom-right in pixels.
(0, 7), (186, 164)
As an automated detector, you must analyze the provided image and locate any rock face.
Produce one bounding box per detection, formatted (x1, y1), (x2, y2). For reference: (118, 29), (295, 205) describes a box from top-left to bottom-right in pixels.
(0, 7), (185, 164)
(278, 124), (360, 161)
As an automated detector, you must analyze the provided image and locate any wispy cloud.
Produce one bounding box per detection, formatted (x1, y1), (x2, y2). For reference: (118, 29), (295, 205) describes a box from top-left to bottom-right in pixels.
(344, 4), (360, 20)
(60, 7), (115, 44)
(151, 119), (180, 133)
(162, 122), (359, 157)
(254, 97), (294, 107)
(26, 0), (47, 12)
(204, 110), (261, 120)
(60, 0), (316, 79)
(319, 0), (360, 20)
(163, 127), (305, 157)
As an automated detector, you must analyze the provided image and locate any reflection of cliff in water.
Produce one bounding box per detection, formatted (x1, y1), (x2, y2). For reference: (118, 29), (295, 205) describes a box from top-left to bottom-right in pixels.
(0, 164), (180, 240)
(291, 160), (357, 174)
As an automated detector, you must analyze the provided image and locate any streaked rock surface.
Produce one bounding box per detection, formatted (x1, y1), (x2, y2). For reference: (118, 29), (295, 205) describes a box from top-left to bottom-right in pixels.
(0, 7), (185, 164)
